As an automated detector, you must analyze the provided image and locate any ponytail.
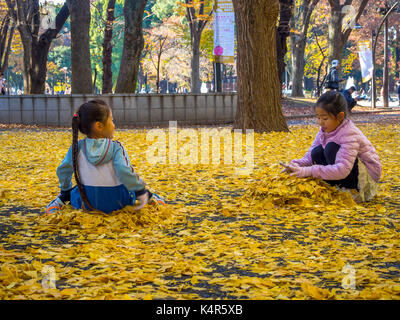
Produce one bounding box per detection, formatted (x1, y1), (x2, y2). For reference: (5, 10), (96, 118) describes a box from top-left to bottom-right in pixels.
(72, 113), (96, 212)
(71, 100), (111, 211)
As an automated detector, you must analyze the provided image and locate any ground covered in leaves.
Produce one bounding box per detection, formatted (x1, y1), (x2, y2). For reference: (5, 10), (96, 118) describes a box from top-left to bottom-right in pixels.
(0, 122), (399, 300)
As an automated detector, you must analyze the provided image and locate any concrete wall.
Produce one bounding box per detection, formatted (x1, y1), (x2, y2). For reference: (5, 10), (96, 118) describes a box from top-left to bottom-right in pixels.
(0, 93), (237, 126)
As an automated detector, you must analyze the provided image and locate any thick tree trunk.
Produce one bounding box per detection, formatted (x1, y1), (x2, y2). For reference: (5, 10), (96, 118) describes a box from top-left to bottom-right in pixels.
(232, 0), (288, 133)
(191, 31), (201, 93)
(102, 0), (116, 94)
(327, 5), (343, 63)
(5, 0), (69, 94)
(20, 33), (32, 93)
(327, 0), (369, 64)
(67, 0), (93, 94)
(276, 0), (293, 86)
(30, 4), (70, 94)
(115, 0), (147, 94)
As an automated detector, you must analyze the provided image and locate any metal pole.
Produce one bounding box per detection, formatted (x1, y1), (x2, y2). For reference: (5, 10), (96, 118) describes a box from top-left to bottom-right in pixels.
(383, 14), (389, 108)
(6, 69), (10, 95)
(214, 62), (222, 92)
(372, 1), (400, 109)
(372, 31), (376, 109)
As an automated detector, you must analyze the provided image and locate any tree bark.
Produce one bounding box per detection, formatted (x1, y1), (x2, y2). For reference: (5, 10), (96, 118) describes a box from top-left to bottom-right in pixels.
(276, 0), (293, 86)
(327, 1), (343, 63)
(5, 0), (70, 94)
(31, 4), (70, 93)
(327, 0), (369, 64)
(115, 0), (148, 94)
(232, 0), (288, 133)
(0, 12), (15, 73)
(102, 0), (116, 94)
(67, 0), (93, 94)
(396, 28), (400, 80)
(290, 0), (319, 97)
(185, 0), (210, 93)
(290, 38), (307, 97)
(190, 31), (201, 93)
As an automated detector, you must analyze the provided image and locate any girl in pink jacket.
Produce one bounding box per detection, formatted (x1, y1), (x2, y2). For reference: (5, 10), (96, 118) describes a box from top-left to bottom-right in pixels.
(282, 91), (382, 202)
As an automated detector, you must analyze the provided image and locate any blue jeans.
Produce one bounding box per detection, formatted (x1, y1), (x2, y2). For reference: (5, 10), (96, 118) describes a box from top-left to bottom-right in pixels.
(311, 142), (359, 190)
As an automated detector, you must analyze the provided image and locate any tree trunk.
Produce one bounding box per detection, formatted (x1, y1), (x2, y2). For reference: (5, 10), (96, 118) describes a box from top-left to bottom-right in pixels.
(156, 48), (161, 93)
(67, 0), (93, 94)
(191, 31), (201, 93)
(327, 0), (369, 64)
(102, 0), (116, 94)
(0, 13), (15, 73)
(395, 26), (400, 80)
(115, 0), (148, 94)
(290, 0), (319, 97)
(185, 1), (210, 93)
(6, 0), (34, 93)
(276, 0), (293, 86)
(232, 0), (288, 133)
(30, 4), (70, 94)
(291, 38), (307, 97)
(5, 0), (70, 94)
(20, 33), (32, 93)
(327, 4), (343, 63)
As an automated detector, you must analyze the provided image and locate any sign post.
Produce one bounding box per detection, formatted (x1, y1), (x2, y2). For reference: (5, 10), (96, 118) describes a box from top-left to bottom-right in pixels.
(357, 40), (373, 84)
(213, 0), (235, 92)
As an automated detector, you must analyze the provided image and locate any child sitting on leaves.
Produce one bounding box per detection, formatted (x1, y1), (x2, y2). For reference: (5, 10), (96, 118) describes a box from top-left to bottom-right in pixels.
(46, 99), (165, 214)
(281, 91), (382, 202)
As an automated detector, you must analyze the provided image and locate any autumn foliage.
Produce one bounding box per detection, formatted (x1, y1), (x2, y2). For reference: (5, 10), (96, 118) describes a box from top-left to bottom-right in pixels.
(0, 124), (399, 299)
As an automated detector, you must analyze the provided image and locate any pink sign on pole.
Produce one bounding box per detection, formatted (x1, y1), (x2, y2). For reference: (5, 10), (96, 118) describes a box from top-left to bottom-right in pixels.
(214, 46), (224, 56)
(213, 0), (234, 64)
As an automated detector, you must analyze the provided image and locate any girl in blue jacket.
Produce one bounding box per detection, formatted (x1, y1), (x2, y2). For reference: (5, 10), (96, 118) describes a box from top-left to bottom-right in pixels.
(46, 99), (165, 214)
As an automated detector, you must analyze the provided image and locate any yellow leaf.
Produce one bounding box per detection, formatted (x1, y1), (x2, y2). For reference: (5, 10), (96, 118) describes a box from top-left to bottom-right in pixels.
(60, 288), (78, 296)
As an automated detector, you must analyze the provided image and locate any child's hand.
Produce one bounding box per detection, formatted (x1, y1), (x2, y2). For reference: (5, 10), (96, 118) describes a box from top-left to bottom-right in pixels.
(279, 162), (292, 173)
(134, 191), (150, 210)
(289, 165), (312, 178)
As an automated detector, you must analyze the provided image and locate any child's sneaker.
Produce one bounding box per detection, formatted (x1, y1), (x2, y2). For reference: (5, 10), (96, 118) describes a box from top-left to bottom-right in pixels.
(149, 193), (166, 206)
(46, 197), (65, 215)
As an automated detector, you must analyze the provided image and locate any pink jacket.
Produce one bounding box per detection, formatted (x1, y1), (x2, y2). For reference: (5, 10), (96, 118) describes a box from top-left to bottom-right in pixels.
(290, 119), (382, 182)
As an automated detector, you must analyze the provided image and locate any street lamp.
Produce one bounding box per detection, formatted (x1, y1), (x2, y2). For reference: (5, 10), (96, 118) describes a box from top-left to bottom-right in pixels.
(371, 1), (400, 109)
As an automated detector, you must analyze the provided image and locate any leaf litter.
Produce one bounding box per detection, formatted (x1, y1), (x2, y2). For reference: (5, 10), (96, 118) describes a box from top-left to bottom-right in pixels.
(0, 124), (399, 300)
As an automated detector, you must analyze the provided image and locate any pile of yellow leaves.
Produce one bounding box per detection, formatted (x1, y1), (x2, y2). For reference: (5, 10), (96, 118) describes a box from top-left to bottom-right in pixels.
(38, 203), (175, 234)
(245, 174), (357, 209)
(0, 124), (399, 300)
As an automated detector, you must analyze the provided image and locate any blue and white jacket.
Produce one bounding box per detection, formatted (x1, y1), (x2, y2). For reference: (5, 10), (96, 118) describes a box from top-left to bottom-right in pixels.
(56, 138), (146, 213)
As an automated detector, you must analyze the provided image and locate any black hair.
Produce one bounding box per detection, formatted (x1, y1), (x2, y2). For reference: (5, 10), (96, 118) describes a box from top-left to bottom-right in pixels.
(314, 91), (348, 118)
(72, 99), (111, 211)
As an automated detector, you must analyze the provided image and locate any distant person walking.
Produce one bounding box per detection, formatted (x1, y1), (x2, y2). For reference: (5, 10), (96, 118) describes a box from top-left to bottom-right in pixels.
(325, 60), (344, 91)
